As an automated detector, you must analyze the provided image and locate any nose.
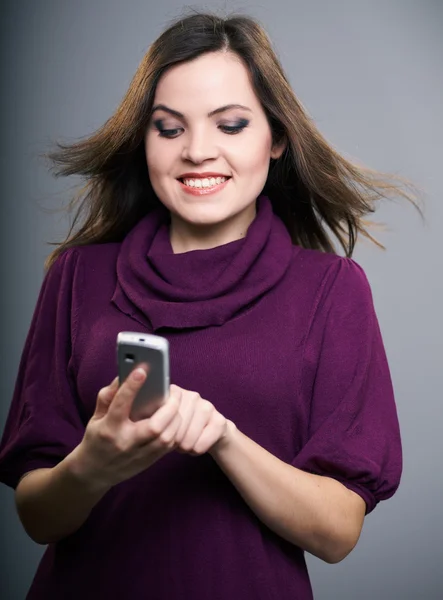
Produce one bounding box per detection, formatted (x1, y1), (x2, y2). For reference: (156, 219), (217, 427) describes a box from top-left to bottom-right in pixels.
(181, 129), (219, 164)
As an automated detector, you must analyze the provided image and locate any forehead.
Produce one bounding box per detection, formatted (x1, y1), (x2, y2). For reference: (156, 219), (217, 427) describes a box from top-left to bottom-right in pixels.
(153, 52), (261, 110)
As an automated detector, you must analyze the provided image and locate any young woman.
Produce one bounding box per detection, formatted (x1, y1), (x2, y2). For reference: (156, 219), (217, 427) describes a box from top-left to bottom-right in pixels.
(0, 12), (418, 600)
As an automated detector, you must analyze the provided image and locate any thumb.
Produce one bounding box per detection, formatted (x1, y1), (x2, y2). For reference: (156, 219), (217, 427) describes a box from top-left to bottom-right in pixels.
(94, 377), (119, 419)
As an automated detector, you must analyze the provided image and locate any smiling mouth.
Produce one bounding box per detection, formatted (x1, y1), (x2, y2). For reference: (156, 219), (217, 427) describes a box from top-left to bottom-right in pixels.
(178, 176), (231, 189)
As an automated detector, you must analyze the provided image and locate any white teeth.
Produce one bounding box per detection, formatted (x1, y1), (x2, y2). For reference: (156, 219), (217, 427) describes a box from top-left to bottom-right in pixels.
(182, 176), (228, 188)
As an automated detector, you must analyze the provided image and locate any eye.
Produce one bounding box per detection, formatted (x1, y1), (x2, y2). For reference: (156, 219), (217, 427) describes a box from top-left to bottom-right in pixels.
(219, 119), (249, 135)
(153, 119), (183, 138)
(152, 118), (249, 138)
(157, 128), (183, 138)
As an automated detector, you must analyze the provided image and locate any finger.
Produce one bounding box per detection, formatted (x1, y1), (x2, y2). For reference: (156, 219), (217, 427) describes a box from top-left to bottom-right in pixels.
(94, 377), (119, 419)
(192, 413), (227, 455)
(179, 401), (213, 452)
(149, 411), (182, 451)
(110, 376), (119, 386)
(174, 393), (198, 443)
(107, 367), (147, 424)
(169, 384), (184, 401)
(136, 388), (182, 443)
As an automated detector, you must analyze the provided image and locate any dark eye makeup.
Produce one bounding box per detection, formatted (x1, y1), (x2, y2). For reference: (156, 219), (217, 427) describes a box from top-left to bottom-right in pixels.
(152, 118), (249, 138)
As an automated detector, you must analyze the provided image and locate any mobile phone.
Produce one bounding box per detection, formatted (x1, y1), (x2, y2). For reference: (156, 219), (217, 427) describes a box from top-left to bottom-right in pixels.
(117, 332), (170, 421)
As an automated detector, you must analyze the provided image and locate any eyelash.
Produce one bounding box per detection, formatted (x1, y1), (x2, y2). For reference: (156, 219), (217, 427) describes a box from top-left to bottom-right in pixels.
(154, 120), (249, 139)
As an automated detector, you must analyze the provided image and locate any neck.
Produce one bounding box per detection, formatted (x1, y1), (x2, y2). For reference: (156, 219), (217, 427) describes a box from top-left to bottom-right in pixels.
(169, 206), (257, 254)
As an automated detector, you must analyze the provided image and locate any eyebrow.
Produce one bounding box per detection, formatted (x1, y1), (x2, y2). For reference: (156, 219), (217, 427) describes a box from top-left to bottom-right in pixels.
(151, 103), (252, 119)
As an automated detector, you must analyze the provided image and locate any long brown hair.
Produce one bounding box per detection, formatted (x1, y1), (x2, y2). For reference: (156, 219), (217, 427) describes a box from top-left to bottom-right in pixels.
(45, 11), (421, 270)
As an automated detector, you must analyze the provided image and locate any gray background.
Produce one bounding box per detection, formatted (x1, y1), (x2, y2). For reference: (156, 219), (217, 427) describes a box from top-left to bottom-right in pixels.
(1, 1), (442, 598)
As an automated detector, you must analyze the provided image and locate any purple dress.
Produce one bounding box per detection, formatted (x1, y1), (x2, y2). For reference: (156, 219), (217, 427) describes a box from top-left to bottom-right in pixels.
(0, 196), (402, 599)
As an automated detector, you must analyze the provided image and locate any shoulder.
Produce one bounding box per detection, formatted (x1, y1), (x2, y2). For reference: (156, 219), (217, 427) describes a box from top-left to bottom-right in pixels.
(292, 245), (371, 287)
(47, 242), (122, 279)
(42, 243), (122, 310)
(56, 241), (122, 264)
(289, 245), (374, 315)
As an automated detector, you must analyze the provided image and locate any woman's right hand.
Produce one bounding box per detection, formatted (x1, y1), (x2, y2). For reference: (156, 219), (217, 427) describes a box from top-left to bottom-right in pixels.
(69, 367), (183, 492)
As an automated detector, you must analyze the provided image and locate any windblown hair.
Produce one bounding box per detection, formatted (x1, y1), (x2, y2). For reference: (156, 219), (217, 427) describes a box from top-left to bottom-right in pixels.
(45, 11), (420, 269)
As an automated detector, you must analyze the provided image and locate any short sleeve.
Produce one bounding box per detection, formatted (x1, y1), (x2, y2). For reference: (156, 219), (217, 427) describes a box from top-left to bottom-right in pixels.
(0, 249), (85, 489)
(292, 257), (402, 514)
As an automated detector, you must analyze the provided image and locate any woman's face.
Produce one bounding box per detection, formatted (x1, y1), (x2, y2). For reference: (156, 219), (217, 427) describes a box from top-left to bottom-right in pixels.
(145, 51), (285, 251)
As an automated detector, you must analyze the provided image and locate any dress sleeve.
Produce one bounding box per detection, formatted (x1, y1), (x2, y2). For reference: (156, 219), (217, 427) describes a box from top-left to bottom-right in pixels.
(0, 249), (85, 489)
(292, 257), (402, 514)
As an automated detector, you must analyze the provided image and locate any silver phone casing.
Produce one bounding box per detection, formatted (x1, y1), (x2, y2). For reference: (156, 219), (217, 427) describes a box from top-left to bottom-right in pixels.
(117, 332), (170, 421)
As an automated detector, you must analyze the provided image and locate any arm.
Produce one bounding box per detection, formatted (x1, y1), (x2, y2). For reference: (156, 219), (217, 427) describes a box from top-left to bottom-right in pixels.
(0, 251), (181, 545)
(15, 455), (110, 545)
(207, 260), (400, 562)
(210, 422), (366, 564)
(15, 374), (183, 545)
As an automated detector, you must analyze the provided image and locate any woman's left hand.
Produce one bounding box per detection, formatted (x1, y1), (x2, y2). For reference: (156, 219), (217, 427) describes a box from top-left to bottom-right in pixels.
(170, 384), (232, 455)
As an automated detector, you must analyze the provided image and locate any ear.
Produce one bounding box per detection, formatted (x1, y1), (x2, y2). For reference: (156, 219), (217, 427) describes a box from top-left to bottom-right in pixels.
(270, 136), (287, 160)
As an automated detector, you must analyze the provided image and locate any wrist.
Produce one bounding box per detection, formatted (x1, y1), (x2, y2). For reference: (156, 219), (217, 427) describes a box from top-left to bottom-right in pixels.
(209, 419), (238, 458)
(62, 444), (112, 498)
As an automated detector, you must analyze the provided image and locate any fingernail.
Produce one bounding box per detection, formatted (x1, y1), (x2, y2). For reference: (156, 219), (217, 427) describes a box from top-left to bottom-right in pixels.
(132, 368), (146, 382)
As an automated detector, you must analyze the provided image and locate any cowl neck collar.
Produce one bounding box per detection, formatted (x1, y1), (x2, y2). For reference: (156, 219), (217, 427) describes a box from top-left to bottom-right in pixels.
(112, 195), (293, 331)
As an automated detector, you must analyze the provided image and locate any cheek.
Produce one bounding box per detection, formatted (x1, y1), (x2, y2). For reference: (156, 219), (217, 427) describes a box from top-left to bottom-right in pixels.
(234, 143), (272, 176)
(232, 128), (273, 174)
(145, 136), (174, 178)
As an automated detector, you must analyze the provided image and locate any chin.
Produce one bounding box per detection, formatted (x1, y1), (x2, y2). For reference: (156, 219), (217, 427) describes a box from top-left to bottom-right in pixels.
(174, 206), (237, 227)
